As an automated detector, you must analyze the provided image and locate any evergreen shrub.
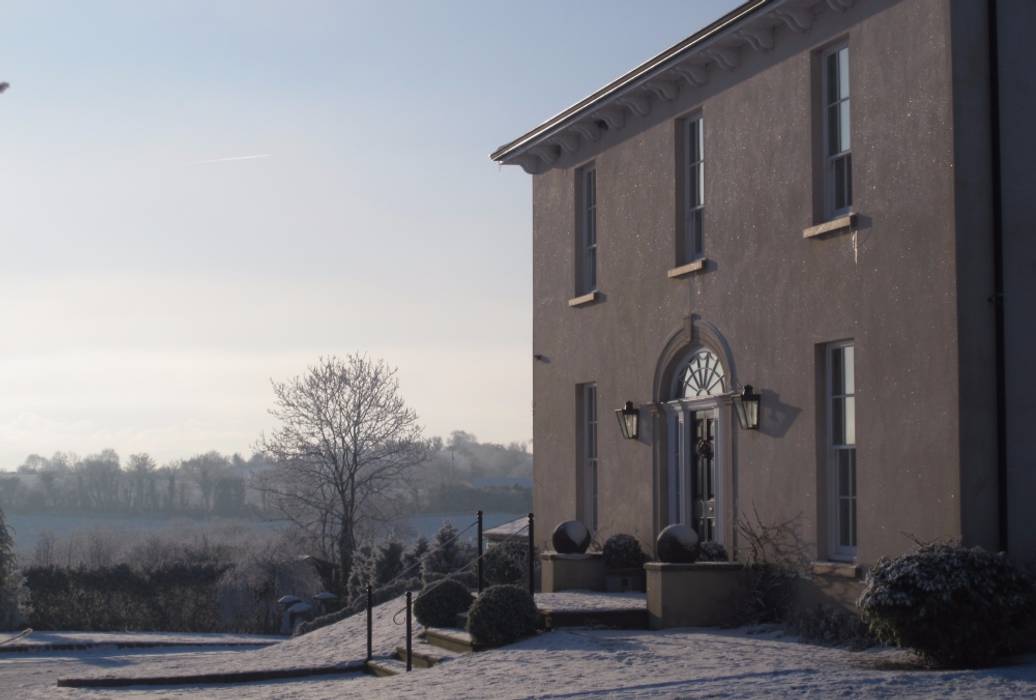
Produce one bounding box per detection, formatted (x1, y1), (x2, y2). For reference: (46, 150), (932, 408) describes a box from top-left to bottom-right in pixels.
(602, 534), (647, 570)
(858, 543), (1035, 667)
(414, 578), (473, 628)
(466, 584), (538, 648)
(483, 540), (531, 587)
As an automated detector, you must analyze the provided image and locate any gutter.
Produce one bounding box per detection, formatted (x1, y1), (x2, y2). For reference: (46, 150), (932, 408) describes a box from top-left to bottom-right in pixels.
(489, 0), (774, 164)
(987, 0), (1007, 553)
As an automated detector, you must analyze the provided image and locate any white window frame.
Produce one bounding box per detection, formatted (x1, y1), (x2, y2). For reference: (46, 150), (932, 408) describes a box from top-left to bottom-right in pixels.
(826, 341), (857, 561)
(578, 165), (597, 294)
(581, 383), (599, 533)
(680, 115), (704, 263)
(821, 43), (852, 219)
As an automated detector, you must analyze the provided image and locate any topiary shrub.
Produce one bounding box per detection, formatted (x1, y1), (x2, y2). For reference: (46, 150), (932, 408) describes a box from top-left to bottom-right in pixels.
(602, 534), (647, 570)
(698, 541), (729, 562)
(414, 578), (473, 628)
(483, 540), (532, 587)
(466, 584), (538, 648)
(858, 543), (1036, 667)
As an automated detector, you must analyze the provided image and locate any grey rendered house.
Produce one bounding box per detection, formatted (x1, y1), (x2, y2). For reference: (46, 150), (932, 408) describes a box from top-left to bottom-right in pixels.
(492, 0), (1035, 574)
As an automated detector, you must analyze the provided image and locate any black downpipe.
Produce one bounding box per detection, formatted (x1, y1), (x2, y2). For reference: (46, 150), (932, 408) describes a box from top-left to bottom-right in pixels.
(987, 0), (1008, 553)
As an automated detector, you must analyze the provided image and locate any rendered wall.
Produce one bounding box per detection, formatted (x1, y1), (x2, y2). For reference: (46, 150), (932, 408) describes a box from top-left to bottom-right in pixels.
(531, 0), (966, 568)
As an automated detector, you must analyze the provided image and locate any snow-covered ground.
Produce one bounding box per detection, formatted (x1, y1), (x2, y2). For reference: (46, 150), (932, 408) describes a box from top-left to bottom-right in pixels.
(2, 630), (281, 648)
(5, 625), (1036, 699)
(6, 593), (1036, 698)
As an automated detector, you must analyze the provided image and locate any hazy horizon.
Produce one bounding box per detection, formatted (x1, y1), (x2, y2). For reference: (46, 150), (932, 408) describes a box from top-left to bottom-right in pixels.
(0, 0), (741, 469)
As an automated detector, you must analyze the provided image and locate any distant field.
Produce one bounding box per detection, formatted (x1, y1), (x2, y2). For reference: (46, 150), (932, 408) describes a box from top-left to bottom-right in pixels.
(7, 511), (524, 554)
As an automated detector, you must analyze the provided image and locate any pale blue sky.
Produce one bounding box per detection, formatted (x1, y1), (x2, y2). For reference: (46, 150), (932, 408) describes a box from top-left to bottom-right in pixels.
(0, 0), (741, 467)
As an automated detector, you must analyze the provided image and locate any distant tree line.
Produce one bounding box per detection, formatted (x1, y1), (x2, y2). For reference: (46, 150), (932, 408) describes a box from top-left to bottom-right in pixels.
(0, 450), (275, 517)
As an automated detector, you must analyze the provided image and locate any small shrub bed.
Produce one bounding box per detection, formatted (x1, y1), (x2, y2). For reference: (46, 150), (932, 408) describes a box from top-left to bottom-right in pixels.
(698, 541), (729, 562)
(466, 584), (538, 648)
(484, 540), (531, 587)
(414, 578), (474, 628)
(788, 604), (876, 649)
(602, 534), (647, 570)
(858, 543), (1035, 667)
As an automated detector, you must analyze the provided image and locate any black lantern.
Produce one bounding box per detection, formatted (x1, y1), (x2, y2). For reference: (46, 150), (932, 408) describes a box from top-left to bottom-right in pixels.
(615, 401), (640, 440)
(733, 385), (761, 430)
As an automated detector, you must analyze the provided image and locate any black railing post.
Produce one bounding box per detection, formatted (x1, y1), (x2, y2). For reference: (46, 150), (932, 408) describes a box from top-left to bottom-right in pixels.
(405, 591), (413, 672)
(528, 512), (535, 596)
(366, 583), (373, 662)
(477, 510), (484, 594)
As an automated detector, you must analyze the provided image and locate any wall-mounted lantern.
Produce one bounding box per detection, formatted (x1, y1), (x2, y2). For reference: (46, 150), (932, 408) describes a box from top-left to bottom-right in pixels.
(733, 385), (761, 430)
(615, 401), (640, 440)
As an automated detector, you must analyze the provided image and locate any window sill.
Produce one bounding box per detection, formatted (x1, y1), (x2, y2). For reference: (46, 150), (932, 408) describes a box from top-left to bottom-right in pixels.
(568, 291), (600, 308)
(811, 560), (859, 579)
(667, 258), (707, 278)
(803, 213), (856, 239)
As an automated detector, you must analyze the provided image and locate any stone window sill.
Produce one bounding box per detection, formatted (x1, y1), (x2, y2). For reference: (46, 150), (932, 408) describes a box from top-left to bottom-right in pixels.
(803, 213), (856, 239)
(811, 560), (859, 578)
(667, 258), (707, 278)
(568, 291), (600, 308)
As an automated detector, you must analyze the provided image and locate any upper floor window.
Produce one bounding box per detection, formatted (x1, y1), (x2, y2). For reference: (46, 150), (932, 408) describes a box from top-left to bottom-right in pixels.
(678, 116), (705, 264)
(577, 164), (597, 294)
(822, 44), (852, 217)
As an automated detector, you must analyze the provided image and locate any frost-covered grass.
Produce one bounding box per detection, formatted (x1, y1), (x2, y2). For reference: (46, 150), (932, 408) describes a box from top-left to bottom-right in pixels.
(6, 625), (1036, 699)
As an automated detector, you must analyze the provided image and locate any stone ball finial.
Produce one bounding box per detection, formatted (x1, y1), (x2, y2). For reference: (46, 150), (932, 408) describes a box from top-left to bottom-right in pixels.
(656, 524), (701, 563)
(551, 520), (591, 554)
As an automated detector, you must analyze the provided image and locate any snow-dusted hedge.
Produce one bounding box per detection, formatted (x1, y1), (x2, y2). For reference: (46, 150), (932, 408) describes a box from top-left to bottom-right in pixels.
(602, 534), (647, 570)
(414, 578), (473, 628)
(858, 543), (1035, 667)
(466, 584), (538, 648)
(483, 540), (532, 587)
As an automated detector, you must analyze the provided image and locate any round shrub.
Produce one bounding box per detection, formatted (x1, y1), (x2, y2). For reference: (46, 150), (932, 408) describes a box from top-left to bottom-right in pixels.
(602, 534), (647, 570)
(698, 541), (729, 562)
(858, 543), (1035, 667)
(484, 540), (531, 587)
(414, 578), (473, 628)
(466, 584), (538, 648)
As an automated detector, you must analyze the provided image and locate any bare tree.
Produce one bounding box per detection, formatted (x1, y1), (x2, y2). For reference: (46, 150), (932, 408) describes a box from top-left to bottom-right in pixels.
(255, 354), (427, 597)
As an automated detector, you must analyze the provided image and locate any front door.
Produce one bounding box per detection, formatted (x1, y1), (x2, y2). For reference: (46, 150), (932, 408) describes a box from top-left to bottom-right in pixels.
(665, 404), (720, 542)
(692, 410), (717, 542)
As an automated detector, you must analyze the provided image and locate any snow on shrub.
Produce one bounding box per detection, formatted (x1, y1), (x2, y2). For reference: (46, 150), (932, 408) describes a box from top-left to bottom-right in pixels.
(602, 534), (647, 570)
(466, 584), (538, 648)
(483, 540), (532, 587)
(858, 543), (1035, 667)
(698, 541), (729, 562)
(414, 578), (473, 628)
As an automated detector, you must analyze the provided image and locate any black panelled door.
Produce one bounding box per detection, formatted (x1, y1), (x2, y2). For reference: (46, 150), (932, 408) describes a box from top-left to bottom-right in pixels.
(692, 410), (717, 542)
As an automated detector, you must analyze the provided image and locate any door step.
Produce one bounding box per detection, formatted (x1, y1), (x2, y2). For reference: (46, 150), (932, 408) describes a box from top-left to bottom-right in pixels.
(365, 657), (407, 677)
(394, 644), (450, 669)
(538, 607), (650, 630)
(421, 627), (479, 654)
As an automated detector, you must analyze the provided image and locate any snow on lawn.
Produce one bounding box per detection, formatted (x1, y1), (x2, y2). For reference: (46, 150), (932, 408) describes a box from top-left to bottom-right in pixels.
(5, 630), (282, 648)
(67, 595), (414, 681)
(25, 625), (1036, 699)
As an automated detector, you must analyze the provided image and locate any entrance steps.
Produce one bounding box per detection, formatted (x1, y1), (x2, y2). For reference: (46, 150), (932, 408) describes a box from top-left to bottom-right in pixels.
(363, 628), (470, 677)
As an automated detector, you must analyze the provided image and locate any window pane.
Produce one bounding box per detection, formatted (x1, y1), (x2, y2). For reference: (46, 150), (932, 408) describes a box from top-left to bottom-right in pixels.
(844, 396), (855, 445)
(832, 347), (845, 395)
(839, 101), (851, 152)
(844, 154), (853, 208)
(688, 165), (700, 208)
(832, 397), (845, 444)
(834, 156), (848, 211)
(826, 52), (839, 104)
(843, 345), (855, 394)
(688, 119), (700, 162)
(839, 499), (851, 546)
(849, 498), (857, 546)
(838, 47), (850, 100)
(827, 104), (840, 155)
(586, 248), (596, 289)
(838, 451), (851, 498)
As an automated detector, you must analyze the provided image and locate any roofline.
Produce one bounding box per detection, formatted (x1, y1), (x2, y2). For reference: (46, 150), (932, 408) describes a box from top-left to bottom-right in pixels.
(490, 0), (775, 164)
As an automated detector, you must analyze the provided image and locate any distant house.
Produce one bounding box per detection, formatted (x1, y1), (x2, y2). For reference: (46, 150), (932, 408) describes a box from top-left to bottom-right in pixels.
(492, 0), (1035, 573)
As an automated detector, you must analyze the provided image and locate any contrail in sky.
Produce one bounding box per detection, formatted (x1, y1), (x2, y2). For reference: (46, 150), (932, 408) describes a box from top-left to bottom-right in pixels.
(192, 154), (272, 165)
